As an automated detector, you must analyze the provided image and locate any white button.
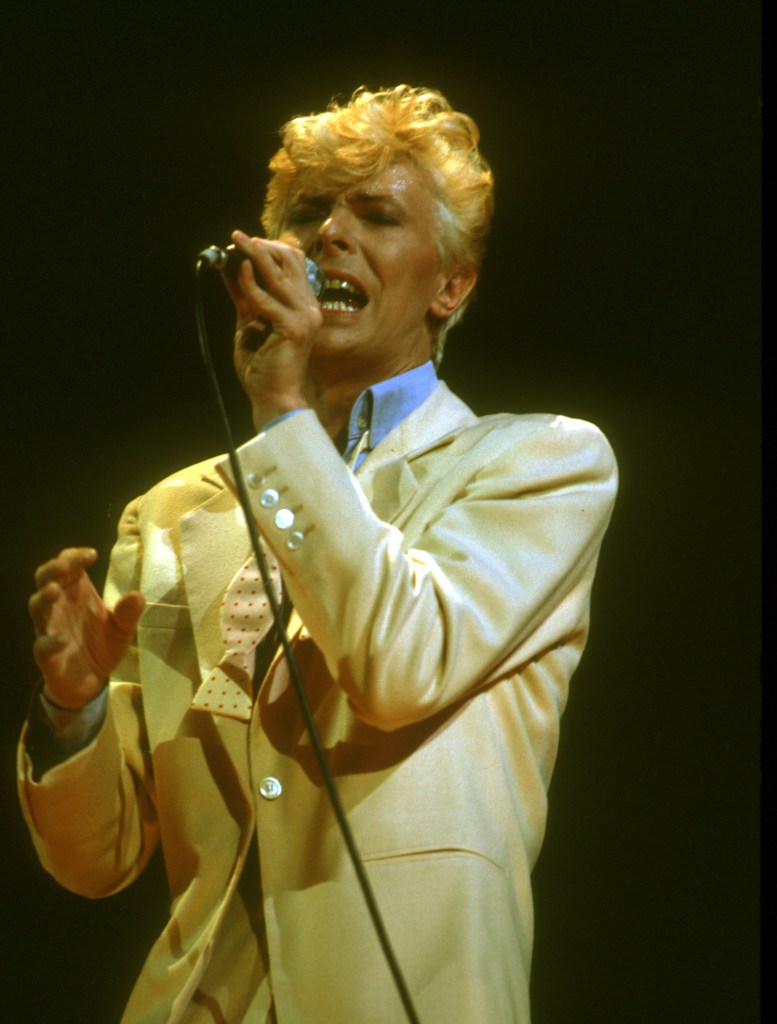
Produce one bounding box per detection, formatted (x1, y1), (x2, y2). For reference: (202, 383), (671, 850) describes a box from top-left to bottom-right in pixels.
(260, 488), (279, 509)
(274, 508), (295, 530)
(259, 776), (282, 800)
(287, 531), (305, 551)
(246, 472), (264, 490)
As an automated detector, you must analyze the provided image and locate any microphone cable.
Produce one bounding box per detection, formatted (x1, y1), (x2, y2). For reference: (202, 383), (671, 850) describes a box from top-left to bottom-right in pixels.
(194, 249), (422, 1024)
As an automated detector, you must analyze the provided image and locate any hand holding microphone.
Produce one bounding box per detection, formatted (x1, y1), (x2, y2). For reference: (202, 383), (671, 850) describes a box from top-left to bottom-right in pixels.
(202, 232), (325, 431)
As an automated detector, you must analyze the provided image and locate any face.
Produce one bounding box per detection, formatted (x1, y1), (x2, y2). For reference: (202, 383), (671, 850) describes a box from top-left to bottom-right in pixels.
(281, 161), (471, 379)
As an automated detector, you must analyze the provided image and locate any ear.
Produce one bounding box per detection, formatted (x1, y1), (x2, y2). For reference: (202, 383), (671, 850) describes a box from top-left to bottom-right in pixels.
(429, 264), (478, 320)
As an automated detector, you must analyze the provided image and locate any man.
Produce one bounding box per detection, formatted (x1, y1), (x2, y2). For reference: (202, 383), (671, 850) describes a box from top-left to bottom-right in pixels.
(20, 86), (617, 1023)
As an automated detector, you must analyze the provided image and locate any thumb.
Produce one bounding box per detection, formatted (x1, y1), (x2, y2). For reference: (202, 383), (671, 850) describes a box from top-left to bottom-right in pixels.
(111, 591), (146, 636)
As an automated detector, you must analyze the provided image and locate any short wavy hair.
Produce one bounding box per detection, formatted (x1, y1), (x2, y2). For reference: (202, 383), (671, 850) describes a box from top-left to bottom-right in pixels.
(261, 85), (494, 362)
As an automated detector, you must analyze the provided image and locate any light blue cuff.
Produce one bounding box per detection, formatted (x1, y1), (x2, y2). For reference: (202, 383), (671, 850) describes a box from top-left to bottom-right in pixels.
(38, 686), (109, 742)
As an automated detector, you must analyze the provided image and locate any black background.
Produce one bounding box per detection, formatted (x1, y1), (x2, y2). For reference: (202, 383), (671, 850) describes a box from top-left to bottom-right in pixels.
(2, 2), (760, 1021)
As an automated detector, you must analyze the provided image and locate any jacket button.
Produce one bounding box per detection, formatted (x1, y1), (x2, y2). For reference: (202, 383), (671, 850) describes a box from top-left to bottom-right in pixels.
(274, 508), (295, 530)
(259, 776), (282, 800)
(260, 488), (279, 509)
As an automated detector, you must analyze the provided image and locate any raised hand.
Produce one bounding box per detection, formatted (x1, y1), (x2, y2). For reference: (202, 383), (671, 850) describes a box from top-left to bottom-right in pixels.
(29, 547), (145, 710)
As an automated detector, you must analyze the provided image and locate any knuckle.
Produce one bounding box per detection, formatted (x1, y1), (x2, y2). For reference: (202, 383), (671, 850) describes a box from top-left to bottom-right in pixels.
(32, 636), (52, 660)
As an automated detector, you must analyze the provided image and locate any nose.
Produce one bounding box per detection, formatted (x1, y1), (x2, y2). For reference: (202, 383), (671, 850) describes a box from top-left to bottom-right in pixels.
(314, 207), (354, 257)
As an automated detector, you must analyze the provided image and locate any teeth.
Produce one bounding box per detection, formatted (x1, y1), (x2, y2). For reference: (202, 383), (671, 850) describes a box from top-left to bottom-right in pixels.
(321, 299), (361, 311)
(324, 277), (360, 295)
(321, 275), (364, 312)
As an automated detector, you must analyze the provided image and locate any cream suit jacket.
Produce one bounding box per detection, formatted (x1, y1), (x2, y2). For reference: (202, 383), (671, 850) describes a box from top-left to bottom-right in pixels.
(19, 382), (618, 1024)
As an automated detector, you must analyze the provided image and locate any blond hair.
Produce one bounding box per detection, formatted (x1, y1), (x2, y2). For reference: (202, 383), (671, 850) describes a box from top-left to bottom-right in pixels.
(261, 85), (494, 362)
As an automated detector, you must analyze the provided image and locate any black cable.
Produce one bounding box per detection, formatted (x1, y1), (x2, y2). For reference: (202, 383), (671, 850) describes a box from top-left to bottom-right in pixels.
(194, 257), (422, 1024)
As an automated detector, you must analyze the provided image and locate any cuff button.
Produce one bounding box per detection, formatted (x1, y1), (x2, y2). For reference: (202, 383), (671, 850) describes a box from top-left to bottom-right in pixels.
(274, 508), (295, 530)
(259, 488), (279, 509)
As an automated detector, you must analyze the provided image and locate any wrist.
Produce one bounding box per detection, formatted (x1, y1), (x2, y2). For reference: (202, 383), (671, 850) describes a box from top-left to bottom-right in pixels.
(41, 681), (107, 713)
(33, 681), (109, 745)
(252, 398), (309, 433)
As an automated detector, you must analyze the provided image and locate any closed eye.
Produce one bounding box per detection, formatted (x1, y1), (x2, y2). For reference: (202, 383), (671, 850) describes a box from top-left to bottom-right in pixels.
(364, 210), (399, 225)
(286, 202), (329, 225)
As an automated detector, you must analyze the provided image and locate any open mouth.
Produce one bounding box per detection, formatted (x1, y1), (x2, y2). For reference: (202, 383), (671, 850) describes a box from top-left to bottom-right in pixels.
(320, 276), (368, 312)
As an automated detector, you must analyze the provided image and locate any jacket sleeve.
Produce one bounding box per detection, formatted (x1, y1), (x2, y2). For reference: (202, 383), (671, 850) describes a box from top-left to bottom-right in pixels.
(217, 409), (618, 730)
(17, 499), (159, 898)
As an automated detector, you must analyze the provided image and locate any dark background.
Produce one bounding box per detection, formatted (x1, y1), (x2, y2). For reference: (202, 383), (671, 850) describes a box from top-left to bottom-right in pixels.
(2, 2), (760, 1021)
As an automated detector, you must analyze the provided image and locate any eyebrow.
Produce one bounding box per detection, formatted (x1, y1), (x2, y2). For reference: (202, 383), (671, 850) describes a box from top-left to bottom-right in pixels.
(293, 190), (406, 211)
(350, 191), (407, 211)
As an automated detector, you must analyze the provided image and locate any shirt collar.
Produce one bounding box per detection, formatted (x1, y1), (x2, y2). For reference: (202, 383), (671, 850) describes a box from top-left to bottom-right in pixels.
(343, 361), (438, 466)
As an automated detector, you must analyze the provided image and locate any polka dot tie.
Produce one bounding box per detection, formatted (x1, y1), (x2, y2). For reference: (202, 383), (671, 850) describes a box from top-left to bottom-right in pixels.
(190, 552), (281, 721)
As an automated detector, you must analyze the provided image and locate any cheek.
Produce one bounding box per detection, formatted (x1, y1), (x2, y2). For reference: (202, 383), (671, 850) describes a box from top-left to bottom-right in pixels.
(389, 240), (441, 290)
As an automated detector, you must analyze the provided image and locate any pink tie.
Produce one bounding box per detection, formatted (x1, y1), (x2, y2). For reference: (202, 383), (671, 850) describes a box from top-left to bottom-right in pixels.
(190, 553), (281, 721)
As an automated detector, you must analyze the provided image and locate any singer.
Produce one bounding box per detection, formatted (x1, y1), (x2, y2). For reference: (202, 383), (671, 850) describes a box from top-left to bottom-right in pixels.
(20, 86), (617, 1023)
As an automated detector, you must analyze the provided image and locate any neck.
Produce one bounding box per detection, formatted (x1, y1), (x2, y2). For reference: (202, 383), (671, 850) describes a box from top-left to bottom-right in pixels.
(303, 351), (429, 440)
(302, 378), (364, 440)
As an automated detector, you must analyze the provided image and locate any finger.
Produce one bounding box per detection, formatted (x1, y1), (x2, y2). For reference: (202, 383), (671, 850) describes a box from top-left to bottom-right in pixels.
(28, 582), (62, 633)
(231, 230), (271, 263)
(237, 255), (275, 299)
(222, 261), (276, 332)
(34, 558), (63, 590)
(110, 591), (146, 636)
(32, 633), (67, 665)
(228, 233), (272, 295)
(232, 233), (303, 296)
(34, 547), (98, 589)
(228, 234), (314, 327)
(233, 231), (306, 271)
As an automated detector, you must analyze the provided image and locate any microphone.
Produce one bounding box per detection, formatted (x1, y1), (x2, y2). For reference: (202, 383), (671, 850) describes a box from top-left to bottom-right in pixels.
(198, 244), (326, 298)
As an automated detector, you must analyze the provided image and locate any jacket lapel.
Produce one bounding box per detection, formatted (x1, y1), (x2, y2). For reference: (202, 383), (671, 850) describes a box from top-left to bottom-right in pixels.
(356, 381), (478, 524)
(178, 484), (253, 685)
